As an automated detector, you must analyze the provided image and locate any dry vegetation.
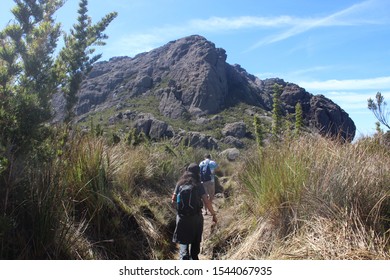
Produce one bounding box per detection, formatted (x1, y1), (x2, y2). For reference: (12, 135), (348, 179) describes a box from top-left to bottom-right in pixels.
(1, 130), (389, 260)
(208, 134), (390, 259)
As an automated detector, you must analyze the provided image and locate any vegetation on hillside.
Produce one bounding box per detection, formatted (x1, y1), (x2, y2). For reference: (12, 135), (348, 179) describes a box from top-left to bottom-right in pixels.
(0, 129), (210, 259)
(0, 0), (389, 260)
(209, 135), (389, 259)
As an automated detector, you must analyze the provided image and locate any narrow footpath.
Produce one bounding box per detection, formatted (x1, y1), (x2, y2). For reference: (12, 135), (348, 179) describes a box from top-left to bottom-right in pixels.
(199, 192), (225, 260)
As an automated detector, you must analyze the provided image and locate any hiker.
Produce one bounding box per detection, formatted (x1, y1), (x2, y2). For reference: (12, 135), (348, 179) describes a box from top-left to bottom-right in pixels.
(199, 154), (218, 215)
(171, 163), (217, 260)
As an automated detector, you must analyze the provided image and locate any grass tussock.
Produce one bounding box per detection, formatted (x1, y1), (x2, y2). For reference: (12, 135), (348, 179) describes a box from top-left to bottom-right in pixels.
(0, 131), (214, 259)
(211, 134), (390, 259)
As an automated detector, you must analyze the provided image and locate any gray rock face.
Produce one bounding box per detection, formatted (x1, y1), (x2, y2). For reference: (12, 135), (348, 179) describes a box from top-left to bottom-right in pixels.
(172, 130), (219, 150)
(133, 114), (174, 140)
(265, 79), (356, 140)
(309, 95), (356, 140)
(220, 148), (240, 161)
(54, 35), (356, 141)
(222, 121), (247, 138)
(221, 136), (245, 149)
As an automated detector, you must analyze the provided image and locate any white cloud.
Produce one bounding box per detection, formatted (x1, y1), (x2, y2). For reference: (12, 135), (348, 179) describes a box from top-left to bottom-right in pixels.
(299, 76), (390, 91)
(108, 0), (389, 57)
(248, 0), (386, 49)
(110, 16), (305, 56)
(322, 91), (373, 110)
(189, 16), (305, 31)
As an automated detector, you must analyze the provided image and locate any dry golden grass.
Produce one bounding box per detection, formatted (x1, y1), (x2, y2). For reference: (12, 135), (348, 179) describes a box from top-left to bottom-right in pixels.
(270, 214), (389, 260)
(2, 129), (388, 260)
(207, 134), (390, 260)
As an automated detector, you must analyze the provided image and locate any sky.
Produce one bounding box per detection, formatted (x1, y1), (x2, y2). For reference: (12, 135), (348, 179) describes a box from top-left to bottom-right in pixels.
(1, 0), (390, 138)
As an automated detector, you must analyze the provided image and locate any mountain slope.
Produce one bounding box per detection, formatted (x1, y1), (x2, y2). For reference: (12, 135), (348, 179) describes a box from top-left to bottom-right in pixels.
(53, 35), (356, 142)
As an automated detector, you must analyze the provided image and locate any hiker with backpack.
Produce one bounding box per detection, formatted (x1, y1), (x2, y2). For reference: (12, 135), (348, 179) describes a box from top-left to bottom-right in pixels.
(199, 154), (218, 215)
(171, 163), (217, 260)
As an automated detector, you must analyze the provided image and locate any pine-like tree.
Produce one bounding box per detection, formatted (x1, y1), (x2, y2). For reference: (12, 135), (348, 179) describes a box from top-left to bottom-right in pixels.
(253, 115), (264, 148)
(0, 0), (65, 155)
(0, 0), (117, 172)
(55, 0), (117, 122)
(295, 102), (303, 136)
(271, 83), (283, 138)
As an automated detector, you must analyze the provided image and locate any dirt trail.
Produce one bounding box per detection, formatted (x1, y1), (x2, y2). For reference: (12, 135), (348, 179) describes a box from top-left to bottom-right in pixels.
(199, 193), (224, 260)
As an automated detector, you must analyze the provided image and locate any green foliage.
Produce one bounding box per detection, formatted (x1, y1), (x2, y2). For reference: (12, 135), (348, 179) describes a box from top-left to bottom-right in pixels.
(239, 140), (309, 217)
(271, 84), (283, 138)
(0, 0), (118, 259)
(55, 0), (117, 121)
(294, 102), (303, 136)
(125, 128), (149, 147)
(368, 92), (389, 130)
(253, 114), (264, 148)
(375, 121), (383, 134)
(0, 0), (63, 154)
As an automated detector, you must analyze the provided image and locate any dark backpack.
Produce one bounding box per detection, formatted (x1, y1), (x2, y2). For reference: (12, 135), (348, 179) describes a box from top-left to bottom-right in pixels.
(200, 163), (212, 182)
(176, 184), (201, 216)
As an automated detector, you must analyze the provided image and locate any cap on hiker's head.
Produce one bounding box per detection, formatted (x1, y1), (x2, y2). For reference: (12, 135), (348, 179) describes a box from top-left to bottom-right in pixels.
(187, 163), (200, 174)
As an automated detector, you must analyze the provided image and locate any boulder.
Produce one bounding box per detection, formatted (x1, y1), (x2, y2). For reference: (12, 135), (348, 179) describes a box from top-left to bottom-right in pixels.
(221, 136), (245, 148)
(172, 131), (218, 150)
(222, 121), (247, 138)
(220, 148), (240, 161)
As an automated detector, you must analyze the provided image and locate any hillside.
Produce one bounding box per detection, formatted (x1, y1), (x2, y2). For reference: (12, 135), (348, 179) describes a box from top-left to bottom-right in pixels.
(52, 35), (356, 146)
(1, 1), (388, 262)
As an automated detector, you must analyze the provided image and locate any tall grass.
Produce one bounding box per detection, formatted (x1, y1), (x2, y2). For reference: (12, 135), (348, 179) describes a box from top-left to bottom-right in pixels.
(0, 130), (217, 259)
(229, 134), (390, 259)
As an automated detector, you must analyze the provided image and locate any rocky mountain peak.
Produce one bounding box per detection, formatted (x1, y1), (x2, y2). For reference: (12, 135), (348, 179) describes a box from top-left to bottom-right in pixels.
(53, 34), (356, 142)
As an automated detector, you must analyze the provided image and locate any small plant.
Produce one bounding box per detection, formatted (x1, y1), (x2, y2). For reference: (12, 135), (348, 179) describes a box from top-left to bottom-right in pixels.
(368, 92), (389, 130)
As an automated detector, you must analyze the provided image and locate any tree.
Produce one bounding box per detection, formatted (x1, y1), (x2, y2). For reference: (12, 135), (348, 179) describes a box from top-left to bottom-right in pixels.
(55, 0), (117, 122)
(295, 102), (303, 136)
(0, 0), (64, 157)
(271, 83), (283, 138)
(0, 0), (117, 153)
(0, 0), (117, 180)
(253, 115), (264, 148)
(368, 92), (389, 130)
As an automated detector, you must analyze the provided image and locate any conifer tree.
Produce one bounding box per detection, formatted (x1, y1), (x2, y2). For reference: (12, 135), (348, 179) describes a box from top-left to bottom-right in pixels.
(55, 0), (117, 122)
(0, 0), (65, 155)
(295, 102), (303, 136)
(253, 115), (264, 148)
(0, 0), (117, 172)
(271, 83), (283, 138)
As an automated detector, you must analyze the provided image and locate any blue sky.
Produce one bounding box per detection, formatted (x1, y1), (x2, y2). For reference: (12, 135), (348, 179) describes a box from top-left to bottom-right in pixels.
(1, 0), (390, 138)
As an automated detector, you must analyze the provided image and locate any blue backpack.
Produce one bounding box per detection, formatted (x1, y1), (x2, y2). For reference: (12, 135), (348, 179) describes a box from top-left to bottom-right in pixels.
(200, 164), (212, 182)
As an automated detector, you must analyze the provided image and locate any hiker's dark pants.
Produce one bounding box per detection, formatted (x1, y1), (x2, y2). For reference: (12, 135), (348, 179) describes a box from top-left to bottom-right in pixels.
(173, 212), (203, 260)
(179, 243), (200, 260)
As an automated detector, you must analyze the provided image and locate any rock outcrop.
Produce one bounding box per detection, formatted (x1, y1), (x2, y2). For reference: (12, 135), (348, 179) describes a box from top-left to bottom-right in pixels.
(53, 34), (356, 141)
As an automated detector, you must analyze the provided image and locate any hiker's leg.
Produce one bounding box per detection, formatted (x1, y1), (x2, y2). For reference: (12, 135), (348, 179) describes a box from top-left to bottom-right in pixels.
(190, 215), (203, 260)
(190, 241), (201, 260)
(203, 181), (214, 214)
(209, 181), (216, 203)
(179, 244), (190, 260)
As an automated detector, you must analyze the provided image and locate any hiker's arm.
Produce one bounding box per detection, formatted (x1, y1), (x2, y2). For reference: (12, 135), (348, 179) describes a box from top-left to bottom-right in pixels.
(171, 193), (176, 203)
(202, 194), (217, 223)
(171, 184), (180, 205)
